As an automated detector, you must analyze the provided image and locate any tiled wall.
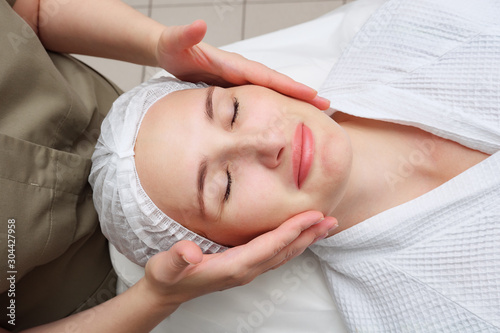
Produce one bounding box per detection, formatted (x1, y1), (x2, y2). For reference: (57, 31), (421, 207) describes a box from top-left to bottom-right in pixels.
(74, 0), (354, 91)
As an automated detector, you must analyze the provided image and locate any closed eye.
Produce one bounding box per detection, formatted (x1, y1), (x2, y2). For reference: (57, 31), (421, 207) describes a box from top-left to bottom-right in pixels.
(230, 97), (239, 128)
(224, 169), (232, 202)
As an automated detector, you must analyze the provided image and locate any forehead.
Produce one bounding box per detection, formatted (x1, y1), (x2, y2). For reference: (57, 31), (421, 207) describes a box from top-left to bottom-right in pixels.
(153, 87), (207, 117)
(134, 87), (208, 225)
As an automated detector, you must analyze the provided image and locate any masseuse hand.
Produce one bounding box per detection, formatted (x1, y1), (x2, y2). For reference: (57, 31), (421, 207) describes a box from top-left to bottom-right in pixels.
(17, 0), (329, 111)
(155, 20), (330, 111)
(16, 212), (336, 332)
(143, 211), (337, 307)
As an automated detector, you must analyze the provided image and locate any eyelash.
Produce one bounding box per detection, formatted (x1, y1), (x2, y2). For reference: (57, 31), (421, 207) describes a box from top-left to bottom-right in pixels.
(230, 97), (239, 128)
(224, 169), (232, 202)
(224, 97), (239, 202)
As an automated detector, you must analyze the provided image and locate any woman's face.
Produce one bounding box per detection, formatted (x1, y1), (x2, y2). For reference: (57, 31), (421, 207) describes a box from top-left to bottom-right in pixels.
(135, 85), (352, 246)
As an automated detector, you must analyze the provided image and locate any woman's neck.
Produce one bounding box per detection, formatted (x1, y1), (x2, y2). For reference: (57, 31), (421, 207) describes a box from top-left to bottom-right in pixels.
(326, 113), (488, 235)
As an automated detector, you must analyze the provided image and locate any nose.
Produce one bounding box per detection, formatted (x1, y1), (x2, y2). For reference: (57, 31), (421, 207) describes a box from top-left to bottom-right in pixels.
(227, 127), (285, 168)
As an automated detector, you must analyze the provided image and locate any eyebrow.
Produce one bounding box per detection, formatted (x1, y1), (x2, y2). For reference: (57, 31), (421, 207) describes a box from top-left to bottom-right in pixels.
(197, 157), (208, 218)
(197, 86), (216, 218)
(205, 86), (215, 121)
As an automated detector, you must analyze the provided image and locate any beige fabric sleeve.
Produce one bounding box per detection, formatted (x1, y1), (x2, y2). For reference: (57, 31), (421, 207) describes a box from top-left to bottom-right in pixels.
(0, 0), (123, 329)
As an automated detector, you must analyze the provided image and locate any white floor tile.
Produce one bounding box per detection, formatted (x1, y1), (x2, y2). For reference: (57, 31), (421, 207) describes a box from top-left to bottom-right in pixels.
(246, 0), (339, 2)
(73, 55), (145, 92)
(244, 1), (344, 39)
(151, 4), (244, 47)
(143, 65), (164, 82)
(121, 0), (151, 8)
(154, 0), (219, 5)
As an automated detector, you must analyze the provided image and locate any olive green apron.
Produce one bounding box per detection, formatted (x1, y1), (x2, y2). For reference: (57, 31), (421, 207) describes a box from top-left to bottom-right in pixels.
(1, 1), (123, 330)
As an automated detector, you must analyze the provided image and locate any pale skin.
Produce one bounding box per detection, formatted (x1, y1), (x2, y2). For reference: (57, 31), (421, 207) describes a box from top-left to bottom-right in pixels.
(136, 85), (490, 244)
(4, 0), (336, 331)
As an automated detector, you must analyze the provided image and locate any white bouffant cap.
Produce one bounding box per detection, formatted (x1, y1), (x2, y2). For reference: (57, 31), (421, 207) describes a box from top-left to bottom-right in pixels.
(89, 77), (228, 266)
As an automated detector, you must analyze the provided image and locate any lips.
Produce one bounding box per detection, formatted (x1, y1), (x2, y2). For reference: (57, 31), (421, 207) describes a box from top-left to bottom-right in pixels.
(292, 123), (315, 189)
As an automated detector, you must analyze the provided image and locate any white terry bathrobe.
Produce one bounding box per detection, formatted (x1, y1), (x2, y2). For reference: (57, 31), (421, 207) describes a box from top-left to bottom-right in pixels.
(311, 0), (500, 331)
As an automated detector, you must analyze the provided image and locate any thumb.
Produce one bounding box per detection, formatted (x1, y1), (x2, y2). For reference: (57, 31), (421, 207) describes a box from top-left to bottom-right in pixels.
(182, 20), (208, 47)
(170, 240), (204, 270)
(161, 20), (207, 53)
(147, 240), (203, 284)
(145, 241), (203, 284)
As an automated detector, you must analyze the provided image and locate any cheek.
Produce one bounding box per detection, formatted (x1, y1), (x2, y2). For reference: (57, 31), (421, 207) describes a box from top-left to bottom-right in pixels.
(320, 136), (351, 178)
(315, 118), (352, 179)
(246, 99), (292, 128)
(230, 170), (290, 232)
(316, 126), (353, 212)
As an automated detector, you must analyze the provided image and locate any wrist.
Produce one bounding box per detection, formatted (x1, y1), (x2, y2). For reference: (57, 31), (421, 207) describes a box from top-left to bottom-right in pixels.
(146, 25), (165, 68)
(135, 277), (183, 315)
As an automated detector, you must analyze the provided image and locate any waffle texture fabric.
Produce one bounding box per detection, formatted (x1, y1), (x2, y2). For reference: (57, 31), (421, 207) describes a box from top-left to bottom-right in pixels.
(312, 0), (500, 331)
(90, 77), (228, 267)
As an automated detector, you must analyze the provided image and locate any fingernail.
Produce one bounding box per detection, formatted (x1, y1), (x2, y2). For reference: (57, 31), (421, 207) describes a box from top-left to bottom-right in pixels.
(312, 232), (329, 244)
(182, 255), (195, 265)
(327, 218), (339, 231)
(317, 95), (330, 104)
(312, 217), (325, 225)
(313, 95), (331, 107)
